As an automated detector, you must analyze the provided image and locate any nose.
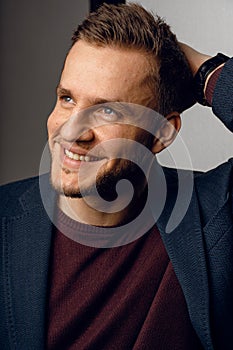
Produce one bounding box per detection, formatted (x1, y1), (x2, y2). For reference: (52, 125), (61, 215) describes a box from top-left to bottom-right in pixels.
(60, 110), (94, 142)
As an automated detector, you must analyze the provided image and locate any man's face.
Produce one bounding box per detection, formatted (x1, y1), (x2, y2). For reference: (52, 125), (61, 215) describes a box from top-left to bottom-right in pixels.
(47, 40), (159, 199)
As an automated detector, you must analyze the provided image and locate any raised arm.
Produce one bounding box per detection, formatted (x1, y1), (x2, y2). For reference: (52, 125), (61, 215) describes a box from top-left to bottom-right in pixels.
(180, 43), (233, 132)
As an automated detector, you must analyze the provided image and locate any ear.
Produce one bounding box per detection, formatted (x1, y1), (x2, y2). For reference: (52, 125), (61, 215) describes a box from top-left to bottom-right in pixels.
(151, 112), (181, 154)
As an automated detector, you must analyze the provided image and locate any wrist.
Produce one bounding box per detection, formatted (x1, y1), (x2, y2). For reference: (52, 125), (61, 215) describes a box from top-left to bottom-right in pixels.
(204, 64), (225, 106)
(193, 53), (229, 106)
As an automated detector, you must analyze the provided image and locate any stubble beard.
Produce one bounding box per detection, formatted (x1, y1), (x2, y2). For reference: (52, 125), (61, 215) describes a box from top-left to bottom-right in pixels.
(50, 160), (147, 202)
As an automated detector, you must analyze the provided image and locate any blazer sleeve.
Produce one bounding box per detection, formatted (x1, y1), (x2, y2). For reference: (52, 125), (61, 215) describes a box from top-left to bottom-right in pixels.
(212, 57), (233, 132)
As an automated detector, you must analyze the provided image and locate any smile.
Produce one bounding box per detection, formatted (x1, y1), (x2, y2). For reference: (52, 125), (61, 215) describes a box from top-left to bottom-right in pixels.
(64, 149), (99, 162)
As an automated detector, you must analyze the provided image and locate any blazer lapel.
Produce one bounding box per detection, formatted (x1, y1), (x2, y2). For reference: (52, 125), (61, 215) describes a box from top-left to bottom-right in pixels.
(201, 193), (233, 348)
(155, 170), (214, 350)
(2, 176), (56, 349)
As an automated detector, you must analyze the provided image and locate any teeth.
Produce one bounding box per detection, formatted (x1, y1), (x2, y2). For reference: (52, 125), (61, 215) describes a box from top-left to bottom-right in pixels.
(73, 153), (79, 160)
(64, 149), (95, 162)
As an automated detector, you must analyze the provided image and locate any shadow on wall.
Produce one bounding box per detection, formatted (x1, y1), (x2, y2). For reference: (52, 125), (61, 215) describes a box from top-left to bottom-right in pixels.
(0, 0), (88, 185)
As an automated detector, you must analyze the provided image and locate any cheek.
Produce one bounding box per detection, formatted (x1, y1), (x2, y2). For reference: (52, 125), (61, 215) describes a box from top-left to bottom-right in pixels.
(47, 108), (66, 137)
(96, 125), (135, 141)
(47, 113), (58, 138)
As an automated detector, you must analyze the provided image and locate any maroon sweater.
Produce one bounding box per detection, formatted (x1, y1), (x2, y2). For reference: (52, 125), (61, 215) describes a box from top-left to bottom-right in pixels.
(46, 210), (203, 349)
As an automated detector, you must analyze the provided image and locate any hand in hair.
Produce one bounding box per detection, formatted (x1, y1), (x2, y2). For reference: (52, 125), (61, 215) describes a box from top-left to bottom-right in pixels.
(179, 42), (211, 76)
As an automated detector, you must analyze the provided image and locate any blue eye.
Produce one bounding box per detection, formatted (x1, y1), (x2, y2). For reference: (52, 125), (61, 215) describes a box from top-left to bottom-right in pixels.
(103, 107), (114, 115)
(93, 105), (120, 122)
(95, 106), (119, 122)
(59, 95), (75, 106)
(63, 96), (73, 103)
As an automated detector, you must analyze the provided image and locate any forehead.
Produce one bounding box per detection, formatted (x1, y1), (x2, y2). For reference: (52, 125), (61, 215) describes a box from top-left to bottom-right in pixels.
(61, 40), (157, 106)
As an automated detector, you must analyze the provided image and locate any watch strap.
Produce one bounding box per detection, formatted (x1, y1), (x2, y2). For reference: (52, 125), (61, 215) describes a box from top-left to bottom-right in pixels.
(193, 53), (229, 106)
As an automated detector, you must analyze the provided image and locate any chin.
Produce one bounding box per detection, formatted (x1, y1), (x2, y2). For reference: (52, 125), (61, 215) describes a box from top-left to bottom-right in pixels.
(50, 177), (83, 198)
(50, 171), (115, 201)
(50, 160), (144, 202)
(63, 188), (83, 198)
(49, 165), (80, 197)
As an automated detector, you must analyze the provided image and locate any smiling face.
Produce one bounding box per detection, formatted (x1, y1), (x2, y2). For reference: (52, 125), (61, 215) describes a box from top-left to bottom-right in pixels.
(47, 40), (161, 199)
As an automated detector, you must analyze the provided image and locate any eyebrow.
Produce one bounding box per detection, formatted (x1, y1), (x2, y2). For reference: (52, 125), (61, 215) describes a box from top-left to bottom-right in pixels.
(56, 84), (72, 97)
(56, 84), (121, 106)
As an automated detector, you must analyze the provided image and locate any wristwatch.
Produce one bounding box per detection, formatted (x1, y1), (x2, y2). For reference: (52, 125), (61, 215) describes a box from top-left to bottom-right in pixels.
(193, 53), (229, 106)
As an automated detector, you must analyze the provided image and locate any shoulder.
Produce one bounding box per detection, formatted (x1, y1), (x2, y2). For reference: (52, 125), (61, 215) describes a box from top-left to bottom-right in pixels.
(195, 158), (233, 196)
(162, 158), (233, 192)
(0, 176), (39, 196)
(160, 159), (233, 219)
(194, 159), (233, 226)
(0, 174), (49, 217)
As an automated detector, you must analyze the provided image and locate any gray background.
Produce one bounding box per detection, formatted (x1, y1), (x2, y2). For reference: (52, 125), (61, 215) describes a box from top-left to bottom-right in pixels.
(0, 0), (89, 185)
(1, 0), (233, 185)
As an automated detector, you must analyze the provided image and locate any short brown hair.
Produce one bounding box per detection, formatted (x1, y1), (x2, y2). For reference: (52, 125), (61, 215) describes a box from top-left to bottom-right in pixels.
(72, 3), (194, 115)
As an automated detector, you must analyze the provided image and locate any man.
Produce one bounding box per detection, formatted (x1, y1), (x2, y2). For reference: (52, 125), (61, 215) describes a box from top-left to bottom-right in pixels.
(0, 3), (232, 349)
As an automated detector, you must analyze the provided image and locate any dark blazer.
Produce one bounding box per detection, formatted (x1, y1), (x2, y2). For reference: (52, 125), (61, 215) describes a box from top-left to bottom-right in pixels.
(1, 58), (233, 350)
